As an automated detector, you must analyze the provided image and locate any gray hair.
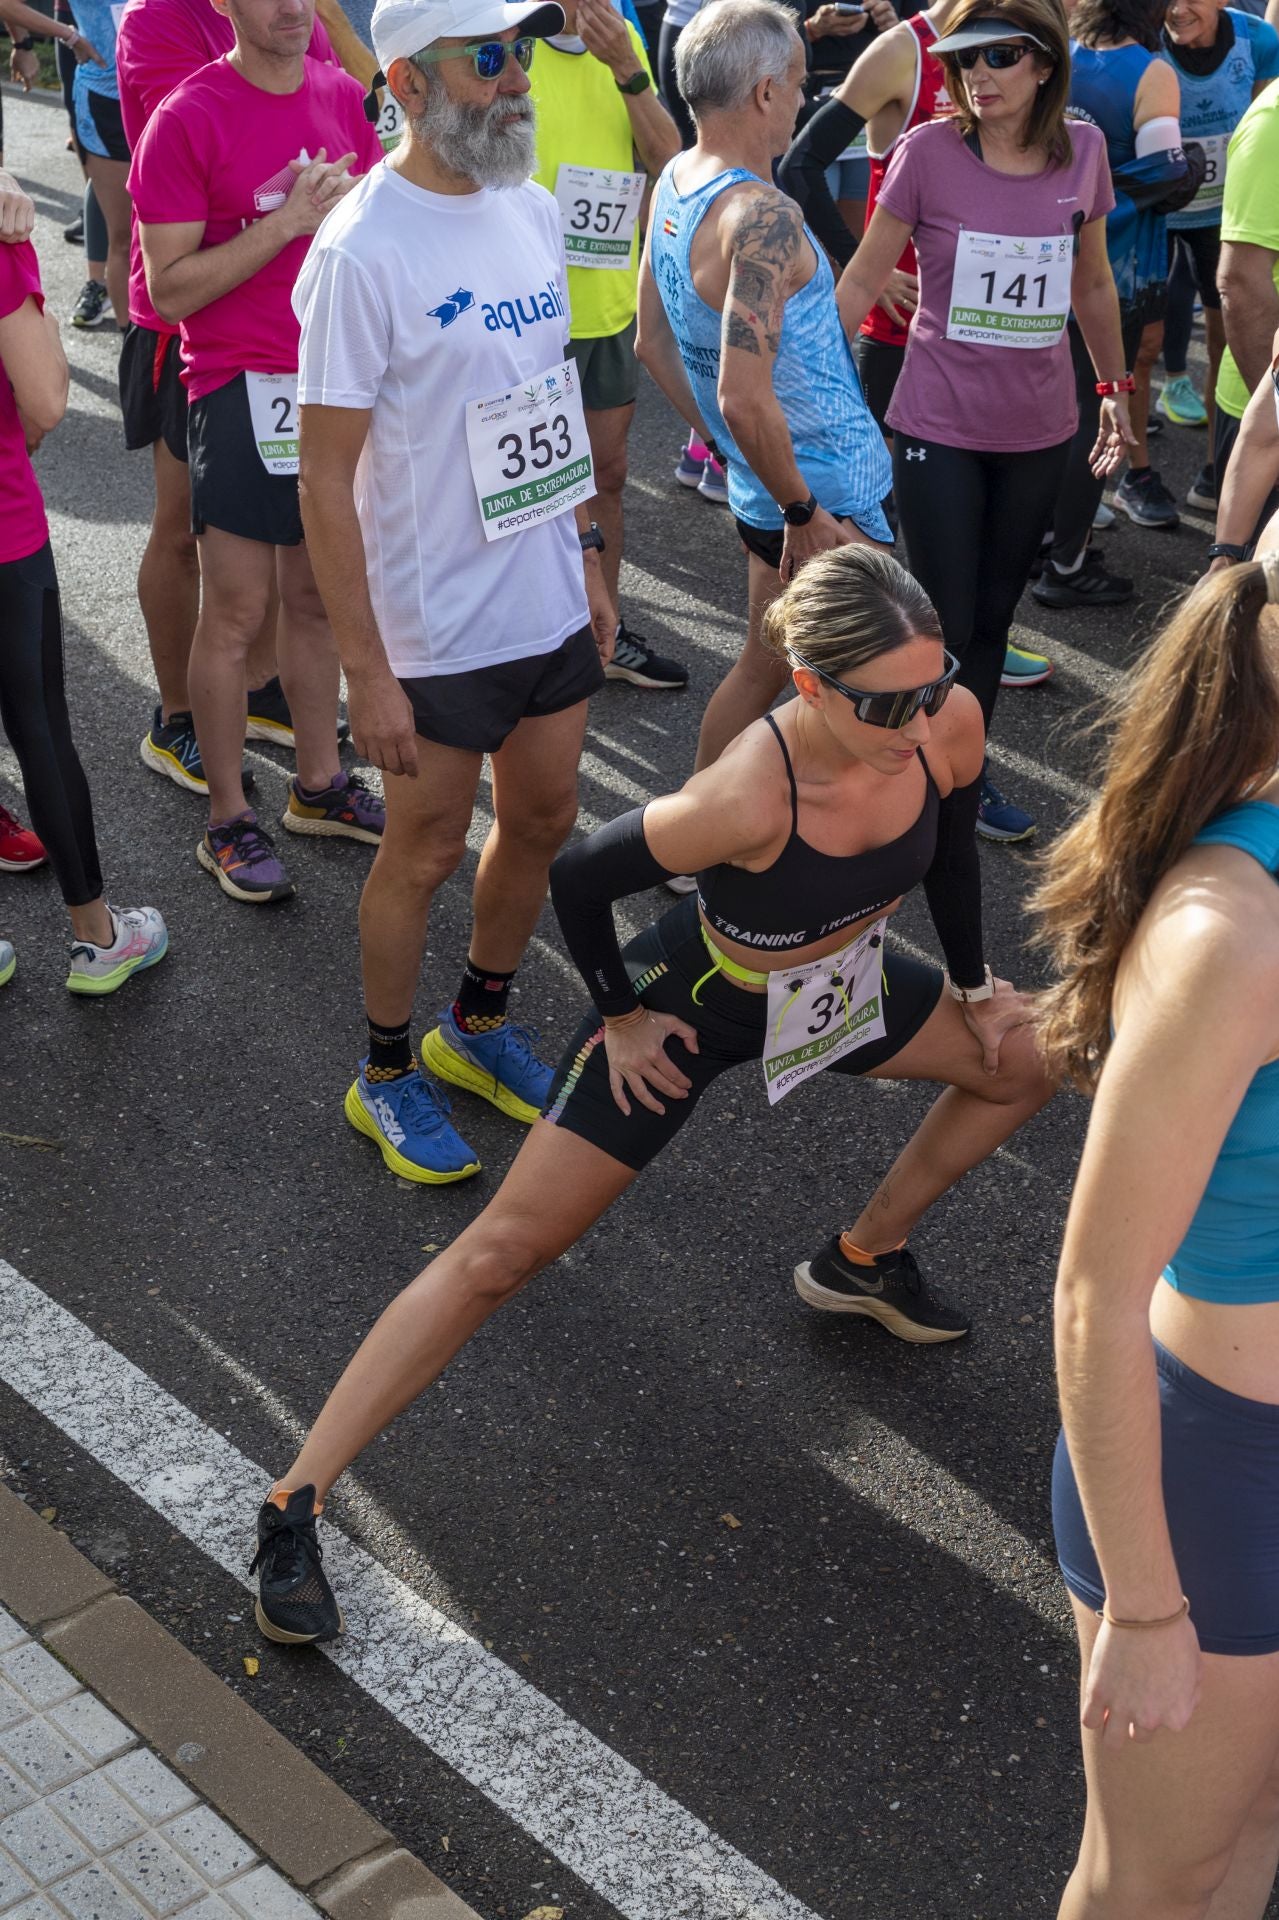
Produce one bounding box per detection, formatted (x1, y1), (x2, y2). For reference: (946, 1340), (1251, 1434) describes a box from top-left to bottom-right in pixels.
(674, 0), (800, 117)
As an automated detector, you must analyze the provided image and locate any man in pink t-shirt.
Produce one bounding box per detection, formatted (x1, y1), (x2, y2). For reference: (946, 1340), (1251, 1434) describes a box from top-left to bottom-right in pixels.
(130, 0), (386, 905)
(117, 0), (340, 800)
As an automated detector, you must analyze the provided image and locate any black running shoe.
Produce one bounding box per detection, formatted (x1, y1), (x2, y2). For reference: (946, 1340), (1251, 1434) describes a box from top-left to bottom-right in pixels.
(251, 1486), (343, 1644)
(604, 624), (689, 690)
(793, 1238), (970, 1343)
(246, 675), (350, 749)
(1031, 549), (1134, 609)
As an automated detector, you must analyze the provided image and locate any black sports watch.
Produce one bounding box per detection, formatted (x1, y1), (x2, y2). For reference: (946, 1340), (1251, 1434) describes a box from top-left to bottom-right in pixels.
(782, 493), (818, 527)
(616, 68), (651, 94)
(579, 521), (606, 554)
(1207, 541), (1248, 563)
(12, 32), (34, 48)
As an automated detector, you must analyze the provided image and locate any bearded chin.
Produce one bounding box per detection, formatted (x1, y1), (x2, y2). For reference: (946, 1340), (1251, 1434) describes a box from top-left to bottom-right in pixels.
(411, 89), (537, 189)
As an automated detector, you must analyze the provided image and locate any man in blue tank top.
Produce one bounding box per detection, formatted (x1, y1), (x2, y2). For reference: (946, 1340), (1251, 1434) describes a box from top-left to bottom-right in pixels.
(637, 0), (891, 782)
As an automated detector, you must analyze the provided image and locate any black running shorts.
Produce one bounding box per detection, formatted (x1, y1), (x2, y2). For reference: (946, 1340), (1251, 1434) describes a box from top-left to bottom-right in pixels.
(735, 508), (893, 570)
(119, 324), (187, 462)
(543, 894), (945, 1171)
(399, 624), (605, 754)
(187, 372), (303, 546)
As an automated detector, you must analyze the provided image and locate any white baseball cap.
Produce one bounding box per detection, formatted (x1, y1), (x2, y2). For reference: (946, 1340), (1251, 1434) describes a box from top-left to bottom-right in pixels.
(370, 0), (565, 70)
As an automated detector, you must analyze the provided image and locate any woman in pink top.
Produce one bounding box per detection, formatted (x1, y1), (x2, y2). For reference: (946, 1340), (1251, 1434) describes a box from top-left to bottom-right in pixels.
(835, 0), (1133, 844)
(0, 229), (168, 994)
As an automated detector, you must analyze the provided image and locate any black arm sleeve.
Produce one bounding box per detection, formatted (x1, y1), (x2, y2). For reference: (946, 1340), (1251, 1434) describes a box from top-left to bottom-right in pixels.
(549, 808), (674, 1018)
(777, 97), (867, 272)
(921, 776), (986, 989)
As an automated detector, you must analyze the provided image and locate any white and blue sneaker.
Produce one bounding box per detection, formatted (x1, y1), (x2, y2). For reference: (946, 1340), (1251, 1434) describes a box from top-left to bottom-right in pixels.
(976, 770), (1036, 844)
(344, 1063), (481, 1184)
(420, 1010), (553, 1125)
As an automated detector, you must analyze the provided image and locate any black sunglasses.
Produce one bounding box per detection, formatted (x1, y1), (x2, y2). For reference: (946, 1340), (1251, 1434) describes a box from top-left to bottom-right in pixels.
(954, 41), (1037, 67)
(790, 649), (960, 729)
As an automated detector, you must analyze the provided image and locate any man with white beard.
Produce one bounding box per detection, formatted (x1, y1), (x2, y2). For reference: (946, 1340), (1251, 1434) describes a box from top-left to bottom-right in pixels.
(293, 0), (617, 1191)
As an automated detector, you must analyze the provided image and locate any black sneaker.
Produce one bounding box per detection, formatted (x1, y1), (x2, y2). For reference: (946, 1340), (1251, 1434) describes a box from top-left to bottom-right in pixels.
(251, 1485), (343, 1644)
(63, 213), (84, 245)
(1186, 463), (1217, 510)
(246, 675), (350, 748)
(604, 624), (689, 690)
(139, 706), (254, 796)
(1114, 467), (1180, 530)
(1031, 549), (1134, 609)
(71, 280), (111, 329)
(793, 1238), (970, 1343)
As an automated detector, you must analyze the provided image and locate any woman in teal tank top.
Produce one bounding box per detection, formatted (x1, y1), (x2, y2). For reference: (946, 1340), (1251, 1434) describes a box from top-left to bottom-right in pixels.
(1035, 527), (1279, 1918)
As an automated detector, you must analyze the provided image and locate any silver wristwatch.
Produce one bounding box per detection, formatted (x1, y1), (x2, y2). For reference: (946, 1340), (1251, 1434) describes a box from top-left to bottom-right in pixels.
(946, 966), (994, 1004)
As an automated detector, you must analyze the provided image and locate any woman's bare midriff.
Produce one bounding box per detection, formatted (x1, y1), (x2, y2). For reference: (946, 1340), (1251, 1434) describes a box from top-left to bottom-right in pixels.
(1149, 1280), (1279, 1407)
(696, 896), (905, 991)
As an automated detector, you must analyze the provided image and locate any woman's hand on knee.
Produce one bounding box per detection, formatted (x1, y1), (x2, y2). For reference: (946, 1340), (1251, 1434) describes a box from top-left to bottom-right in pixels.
(604, 1010), (699, 1117)
(1082, 1616), (1203, 1747)
(963, 978), (1033, 1077)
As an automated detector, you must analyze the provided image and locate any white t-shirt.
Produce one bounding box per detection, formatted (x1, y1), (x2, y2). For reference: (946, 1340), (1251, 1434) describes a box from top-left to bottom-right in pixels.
(294, 165), (589, 678)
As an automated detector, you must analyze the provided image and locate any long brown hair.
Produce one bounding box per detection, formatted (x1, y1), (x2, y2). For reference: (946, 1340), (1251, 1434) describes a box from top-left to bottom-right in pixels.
(1033, 559), (1279, 1090)
(937, 0), (1074, 167)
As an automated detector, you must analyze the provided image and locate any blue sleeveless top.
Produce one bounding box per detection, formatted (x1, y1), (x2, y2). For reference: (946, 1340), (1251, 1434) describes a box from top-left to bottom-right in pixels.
(648, 161), (891, 538)
(1164, 10), (1279, 230)
(1068, 43), (1167, 315)
(1163, 801), (1279, 1303)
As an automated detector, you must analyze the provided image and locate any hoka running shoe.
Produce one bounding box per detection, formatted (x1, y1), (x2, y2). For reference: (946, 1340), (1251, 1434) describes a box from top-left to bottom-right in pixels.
(66, 905), (168, 996)
(1000, 643), (1053, 688)
(344, 1062), (481, 1182)
(1157, 374), (1207, 428)
(420, 1008), (553, 1124)
(0, 804), (46, 871)
(196, 813), (294, 903)
(794, 1237), (970, 1343)
(282, 771), (384, 844)
(251, 1486), (343, 1644)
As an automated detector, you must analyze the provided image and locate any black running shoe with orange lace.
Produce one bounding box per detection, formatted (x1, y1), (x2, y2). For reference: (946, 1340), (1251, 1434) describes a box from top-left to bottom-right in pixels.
(251, 1486), (343, 1644)
(792, 1238), (970, 1343)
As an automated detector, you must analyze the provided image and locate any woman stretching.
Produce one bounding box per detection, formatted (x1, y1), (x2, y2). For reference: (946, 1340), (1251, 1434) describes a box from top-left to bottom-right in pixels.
(1037, 519), (1279, 1918)
(249, 548), (1055, 1646)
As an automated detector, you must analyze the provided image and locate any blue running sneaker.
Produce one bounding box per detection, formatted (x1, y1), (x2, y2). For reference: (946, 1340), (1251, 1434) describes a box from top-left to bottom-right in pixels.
(420, 1010), (553, 1124)
(976, 770), (1036, 844)
(1000, 642), (1053, 689)
(344, 1063), (481, 1183)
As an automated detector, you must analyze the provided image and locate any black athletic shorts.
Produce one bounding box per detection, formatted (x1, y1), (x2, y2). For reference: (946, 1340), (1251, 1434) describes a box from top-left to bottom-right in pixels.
(735, 507), (893, 569)
(1168, 223), (1222, 312)
(77, 88), (129, 163)
(188, 371), (302, 546)
(853, 335), (906, 436)
(543, 893), (945, 1171)
(399, 623), (605, 754)
(119, 324), (187, 461)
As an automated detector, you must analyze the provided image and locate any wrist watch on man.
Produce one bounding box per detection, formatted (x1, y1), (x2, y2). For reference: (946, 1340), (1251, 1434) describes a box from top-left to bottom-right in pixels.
(946, 967), (995, 1004)
(1207, 541), (1248, 563)
(579, 522), (606, 555)
(782, 493), (818, 527)
(616, 68), (651, 92)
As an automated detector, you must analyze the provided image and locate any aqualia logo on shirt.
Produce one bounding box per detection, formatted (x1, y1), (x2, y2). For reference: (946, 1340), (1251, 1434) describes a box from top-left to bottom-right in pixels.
(425, 278), (566, 338)
(427, 288), (475, 327)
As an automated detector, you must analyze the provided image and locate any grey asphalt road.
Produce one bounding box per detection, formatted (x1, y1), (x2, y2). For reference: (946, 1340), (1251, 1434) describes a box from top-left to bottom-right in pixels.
(0, 81), (1256, 1920)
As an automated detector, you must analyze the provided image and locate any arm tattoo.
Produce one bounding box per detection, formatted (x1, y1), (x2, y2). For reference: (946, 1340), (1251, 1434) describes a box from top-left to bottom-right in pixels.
(722, 192), (803, 360)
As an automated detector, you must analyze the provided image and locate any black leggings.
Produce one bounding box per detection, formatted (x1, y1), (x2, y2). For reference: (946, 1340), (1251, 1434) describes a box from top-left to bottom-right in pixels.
(657, 18), (696, 149)
(0, 543), (102, 907)
(892, 434), (1071, 729)
(1048, 313), (1147, 569)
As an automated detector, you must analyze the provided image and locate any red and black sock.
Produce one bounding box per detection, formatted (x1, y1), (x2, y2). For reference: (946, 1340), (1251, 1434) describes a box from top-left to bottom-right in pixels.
(453, 958), (516, 1035)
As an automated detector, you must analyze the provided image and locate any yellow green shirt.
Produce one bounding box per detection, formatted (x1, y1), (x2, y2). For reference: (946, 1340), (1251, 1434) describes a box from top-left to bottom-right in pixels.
(1215, 78), (1279, 420)
(530, 25), (653, 340)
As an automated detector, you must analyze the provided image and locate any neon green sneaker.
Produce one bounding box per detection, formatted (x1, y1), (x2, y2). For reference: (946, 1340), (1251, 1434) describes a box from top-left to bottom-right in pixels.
(1001, 642), (1053, 689)
(1157, 375), (1208, 428)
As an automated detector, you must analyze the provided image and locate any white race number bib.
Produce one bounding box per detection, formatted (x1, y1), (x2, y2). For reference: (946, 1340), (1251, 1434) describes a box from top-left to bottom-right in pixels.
(246, 371), (299, 476)
(947, 229), (1073, 349)
(375, 92), (404, 152)
(1191, 132), (1228, 211)
(762, 917), (888, 1106)
(464, 359), (594, 542)
(553, 164), (646, 270)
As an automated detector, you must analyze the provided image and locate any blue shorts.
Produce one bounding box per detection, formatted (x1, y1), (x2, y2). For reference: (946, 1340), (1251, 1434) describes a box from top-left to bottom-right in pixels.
(825, 153), (870, 203)
(74, 86), (127, 163)
(1053, 1341), (1279, 1656)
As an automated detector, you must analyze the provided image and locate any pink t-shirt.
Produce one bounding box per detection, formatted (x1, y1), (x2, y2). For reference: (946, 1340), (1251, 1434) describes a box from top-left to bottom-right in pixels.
(876, 118), (1115, 451)
(117, 0), (337, 334)
(0, 243), (50, 565)
(128, 55), (380, 399)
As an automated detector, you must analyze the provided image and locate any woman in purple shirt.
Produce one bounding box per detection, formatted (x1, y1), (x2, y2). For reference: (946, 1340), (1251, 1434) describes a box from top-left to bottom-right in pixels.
(836, 0), (1133, 843)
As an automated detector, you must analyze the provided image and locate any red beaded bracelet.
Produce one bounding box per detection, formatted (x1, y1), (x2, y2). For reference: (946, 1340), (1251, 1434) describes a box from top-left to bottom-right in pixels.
(1095, 376), (1136, 395)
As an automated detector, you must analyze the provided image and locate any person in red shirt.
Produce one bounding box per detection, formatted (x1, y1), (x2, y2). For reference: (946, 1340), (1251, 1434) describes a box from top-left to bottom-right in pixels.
(131, 0), (386, 905)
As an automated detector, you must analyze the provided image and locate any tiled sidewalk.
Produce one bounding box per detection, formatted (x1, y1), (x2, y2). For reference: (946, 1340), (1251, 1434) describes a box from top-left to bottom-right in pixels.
(0, 1607), (316, 1920)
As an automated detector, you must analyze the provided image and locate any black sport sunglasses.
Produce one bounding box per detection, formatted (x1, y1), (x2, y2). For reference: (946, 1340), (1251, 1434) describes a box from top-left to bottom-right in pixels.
(789, 649), (960, 728)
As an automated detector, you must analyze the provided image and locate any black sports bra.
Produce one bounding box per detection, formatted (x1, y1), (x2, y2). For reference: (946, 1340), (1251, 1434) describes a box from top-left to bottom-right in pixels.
(697, 712), (940, 951)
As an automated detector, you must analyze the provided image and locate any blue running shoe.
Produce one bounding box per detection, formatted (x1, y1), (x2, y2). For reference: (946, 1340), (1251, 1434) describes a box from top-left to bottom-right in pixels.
(976, 770), (1036, 844)
(344, 1063), (481, 1183)
(420, 1010), (553, 1124)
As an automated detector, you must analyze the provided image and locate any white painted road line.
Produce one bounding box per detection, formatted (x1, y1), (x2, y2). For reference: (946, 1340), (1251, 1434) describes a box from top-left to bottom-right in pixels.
(0, 1260), (823, 1920)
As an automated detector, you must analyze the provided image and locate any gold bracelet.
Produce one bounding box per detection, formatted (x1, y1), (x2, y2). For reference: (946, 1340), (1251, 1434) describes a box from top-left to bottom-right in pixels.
(603, 1005), (647, 1030)
(1096, 1595), (1190, 1630)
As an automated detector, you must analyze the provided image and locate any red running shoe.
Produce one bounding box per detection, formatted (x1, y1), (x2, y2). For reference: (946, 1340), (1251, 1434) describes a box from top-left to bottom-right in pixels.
(0, 805), (46, 872)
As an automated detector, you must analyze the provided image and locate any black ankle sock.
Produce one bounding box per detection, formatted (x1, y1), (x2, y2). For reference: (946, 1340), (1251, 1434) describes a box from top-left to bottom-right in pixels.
(453, 958), (516, 1034)
(367, 1017), (412, 1078)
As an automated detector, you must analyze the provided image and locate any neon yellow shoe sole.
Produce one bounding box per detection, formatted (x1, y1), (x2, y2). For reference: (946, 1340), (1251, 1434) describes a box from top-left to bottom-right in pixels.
(0, 951), (15, 988)
(343, 1079), (481, 1183)
(419, 1024), (542, 1125)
